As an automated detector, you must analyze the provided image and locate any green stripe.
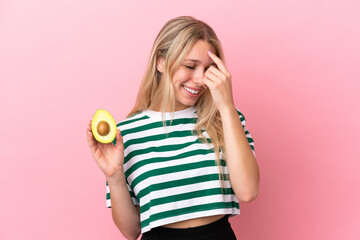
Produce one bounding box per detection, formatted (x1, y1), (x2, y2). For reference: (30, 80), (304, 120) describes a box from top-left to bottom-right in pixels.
(136, 173), (229, 199)
(121, 118), (197, 136)
(236, 110), (245, 120)
(247, 137), (254, 144)
(141, 201), (239, 229)
(124, 138), (212, 164)
(140, 187), (234, 213)
(129, 191), (136, 198)
(124, 129), (204, 149)
(125, 148), (215, 177)
(250, 144), (255, 151)
(117, 114), (149, 127)
(131, 159), (226, 189)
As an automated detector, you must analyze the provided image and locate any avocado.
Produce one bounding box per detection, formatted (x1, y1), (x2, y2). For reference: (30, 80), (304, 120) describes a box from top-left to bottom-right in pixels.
(91, 109), (117, 143)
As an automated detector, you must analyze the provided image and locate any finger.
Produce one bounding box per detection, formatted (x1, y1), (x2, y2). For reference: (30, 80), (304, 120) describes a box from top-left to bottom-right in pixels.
(200, 77), (208, 89)
(206, 65), (227, 81)
(203, 76), (217, 89)
(114, 129), (124, 150)
(86, 120), (92, 142)
(87, 132), (102, 161)
(87, 121), (97, 155)
(87, 120), (94, 142)
(207, 51), (229, 74)
(205, 70), (222, 84)
(87, 131), (96, 153)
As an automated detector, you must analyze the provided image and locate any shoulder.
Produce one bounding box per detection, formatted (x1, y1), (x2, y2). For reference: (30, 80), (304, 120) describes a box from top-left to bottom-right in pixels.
(116, 111), (150, 133)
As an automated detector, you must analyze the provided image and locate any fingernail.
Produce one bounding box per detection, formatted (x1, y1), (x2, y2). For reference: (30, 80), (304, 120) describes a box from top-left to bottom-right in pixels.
(208, 50), (212, 54)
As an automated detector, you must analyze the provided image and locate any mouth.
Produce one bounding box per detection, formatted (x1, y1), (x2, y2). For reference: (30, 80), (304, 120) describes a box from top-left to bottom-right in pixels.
(182, 85), (201, 97)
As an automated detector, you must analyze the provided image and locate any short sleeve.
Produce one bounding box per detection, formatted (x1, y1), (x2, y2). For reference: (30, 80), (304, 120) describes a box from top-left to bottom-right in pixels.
(106, 177), (139, 208)
(236, 108), (256, 158)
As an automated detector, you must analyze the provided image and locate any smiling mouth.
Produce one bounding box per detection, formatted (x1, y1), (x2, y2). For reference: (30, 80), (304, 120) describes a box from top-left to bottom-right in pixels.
(182, 85), (201, 95)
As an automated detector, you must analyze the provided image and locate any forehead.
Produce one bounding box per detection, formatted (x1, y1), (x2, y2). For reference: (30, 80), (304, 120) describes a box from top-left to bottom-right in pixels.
(183, 40), (216, 65)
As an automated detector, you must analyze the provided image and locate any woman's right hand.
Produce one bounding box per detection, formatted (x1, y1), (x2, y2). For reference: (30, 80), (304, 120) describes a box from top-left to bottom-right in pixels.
(86, 120), (124, 178)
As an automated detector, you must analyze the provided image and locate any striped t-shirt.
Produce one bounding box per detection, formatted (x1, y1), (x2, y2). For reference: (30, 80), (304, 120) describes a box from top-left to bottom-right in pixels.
(106, 105), (255, 234)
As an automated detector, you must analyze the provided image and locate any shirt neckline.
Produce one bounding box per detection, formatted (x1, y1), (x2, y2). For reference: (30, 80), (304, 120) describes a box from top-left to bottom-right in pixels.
(143, 105), (196, 119)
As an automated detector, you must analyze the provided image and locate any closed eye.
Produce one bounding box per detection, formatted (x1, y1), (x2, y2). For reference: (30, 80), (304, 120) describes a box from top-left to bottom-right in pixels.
(185, 65), (195, 69)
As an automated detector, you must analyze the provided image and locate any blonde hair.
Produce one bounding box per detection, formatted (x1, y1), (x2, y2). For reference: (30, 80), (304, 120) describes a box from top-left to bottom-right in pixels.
(127, 16), (228, 189)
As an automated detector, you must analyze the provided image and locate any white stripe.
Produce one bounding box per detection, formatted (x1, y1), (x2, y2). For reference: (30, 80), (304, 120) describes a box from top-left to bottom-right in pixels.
(119, 118), (152, 133)
(119, 113), (148, 127)
(124, 134), (198, 158)
(106, 199), (111, 207)
(123, 123), (197, 144)
(246, 133), (253, 139)
(132, 198), (139, 205)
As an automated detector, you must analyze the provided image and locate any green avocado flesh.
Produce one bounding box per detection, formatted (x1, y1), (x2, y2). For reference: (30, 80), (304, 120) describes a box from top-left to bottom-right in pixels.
(91, 109), (116, 143)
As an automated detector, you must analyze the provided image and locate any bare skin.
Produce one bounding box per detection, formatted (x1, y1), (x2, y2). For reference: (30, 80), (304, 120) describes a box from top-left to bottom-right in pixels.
(161, 214), (226, 228)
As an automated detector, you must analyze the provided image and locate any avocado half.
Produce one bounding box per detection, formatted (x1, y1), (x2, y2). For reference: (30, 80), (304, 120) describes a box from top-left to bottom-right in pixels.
(91, 109), (117, 143)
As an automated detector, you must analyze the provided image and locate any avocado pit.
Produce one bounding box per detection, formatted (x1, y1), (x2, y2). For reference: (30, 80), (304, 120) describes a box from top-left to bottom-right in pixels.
(97, 121), (110, 136)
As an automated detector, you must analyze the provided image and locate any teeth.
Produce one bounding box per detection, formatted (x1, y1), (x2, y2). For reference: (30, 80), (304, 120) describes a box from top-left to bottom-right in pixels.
(183, 86), (199, 94)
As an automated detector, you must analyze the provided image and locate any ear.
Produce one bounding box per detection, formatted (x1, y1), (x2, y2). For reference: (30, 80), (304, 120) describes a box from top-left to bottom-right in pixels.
(157, 56), (165, 73)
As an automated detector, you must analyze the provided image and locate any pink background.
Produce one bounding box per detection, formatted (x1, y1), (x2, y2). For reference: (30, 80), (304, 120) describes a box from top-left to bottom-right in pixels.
(1, 0), (359, 239)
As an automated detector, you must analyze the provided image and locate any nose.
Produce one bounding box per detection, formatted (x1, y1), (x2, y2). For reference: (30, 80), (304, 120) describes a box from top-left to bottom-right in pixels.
(192, 68), (205, 86)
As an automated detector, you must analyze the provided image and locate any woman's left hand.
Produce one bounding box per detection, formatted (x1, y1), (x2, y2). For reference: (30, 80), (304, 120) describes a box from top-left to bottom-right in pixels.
(202, 51), (235, 112)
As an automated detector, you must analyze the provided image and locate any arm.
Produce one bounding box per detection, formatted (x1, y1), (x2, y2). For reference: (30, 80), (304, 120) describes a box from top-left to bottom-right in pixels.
(106, 170), (141, 240)
(203, 51), (259, 203)
(219, 105), (260, 202)
(86, 121), (141, 239)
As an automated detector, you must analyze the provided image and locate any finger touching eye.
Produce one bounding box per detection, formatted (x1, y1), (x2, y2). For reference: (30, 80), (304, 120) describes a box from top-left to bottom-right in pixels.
(205, 64), (217, 71)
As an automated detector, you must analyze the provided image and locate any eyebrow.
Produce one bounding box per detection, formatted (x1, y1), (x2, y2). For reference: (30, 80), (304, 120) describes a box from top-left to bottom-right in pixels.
(184, 59), (215, 65)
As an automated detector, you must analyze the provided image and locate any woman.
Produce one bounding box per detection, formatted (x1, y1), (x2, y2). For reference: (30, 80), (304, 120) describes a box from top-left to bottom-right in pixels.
(87, 16), (259, 240)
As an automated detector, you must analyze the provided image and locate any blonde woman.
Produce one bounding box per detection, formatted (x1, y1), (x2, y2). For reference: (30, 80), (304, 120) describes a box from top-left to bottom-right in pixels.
(87, 16), (259, 240)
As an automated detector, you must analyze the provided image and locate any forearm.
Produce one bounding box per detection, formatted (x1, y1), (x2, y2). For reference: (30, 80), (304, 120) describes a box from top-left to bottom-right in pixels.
(220, 105), (260, 202)
(106, 170), (141, 240)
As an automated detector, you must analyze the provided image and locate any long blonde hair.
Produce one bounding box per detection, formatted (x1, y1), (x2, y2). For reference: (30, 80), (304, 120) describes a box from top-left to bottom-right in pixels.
(127, 16), (228, 189)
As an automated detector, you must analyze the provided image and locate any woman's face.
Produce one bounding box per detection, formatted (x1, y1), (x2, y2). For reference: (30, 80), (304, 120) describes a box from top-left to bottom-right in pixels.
(158, 40), (216, 111)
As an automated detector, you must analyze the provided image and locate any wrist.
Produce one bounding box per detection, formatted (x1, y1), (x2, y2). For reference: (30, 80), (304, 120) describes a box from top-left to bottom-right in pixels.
(219, 103), (236, 116)
(105, 168), (125, 185)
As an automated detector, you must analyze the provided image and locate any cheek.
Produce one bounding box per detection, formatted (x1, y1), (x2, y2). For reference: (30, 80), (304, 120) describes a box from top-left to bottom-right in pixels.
(173, 71), (191, 85)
